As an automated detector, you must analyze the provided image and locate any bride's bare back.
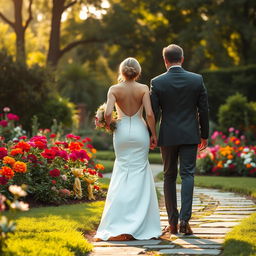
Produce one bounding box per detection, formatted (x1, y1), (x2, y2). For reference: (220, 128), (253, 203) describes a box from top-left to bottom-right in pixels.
(111, 81), (147, 116)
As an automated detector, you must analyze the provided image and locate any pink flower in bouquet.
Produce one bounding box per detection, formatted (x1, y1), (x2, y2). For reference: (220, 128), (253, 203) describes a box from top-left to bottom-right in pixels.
(235, 130), (239, 134)
(211, 131), (219, 140)
(0, 147), (8, 159)
(69, 151), (79, 161)
(19, 136), (27, 140)
(41, 149), (56, 159)
(7, 113), (19, 121)
(0, 120), (8, 127)
(0, 194), (6, 211)
(30, 136), (48, 149)
(240, 135), (246, 140)
(228, 127), (235, 133)
(56, 149), (68, 160)
(49, 168), (61, 177)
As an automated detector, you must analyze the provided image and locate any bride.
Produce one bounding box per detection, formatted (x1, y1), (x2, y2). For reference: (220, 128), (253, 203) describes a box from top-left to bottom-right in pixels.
(94, 57), (161, 241)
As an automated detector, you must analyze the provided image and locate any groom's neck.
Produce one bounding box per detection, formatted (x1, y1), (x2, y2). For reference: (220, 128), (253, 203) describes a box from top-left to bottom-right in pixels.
(166, 62), (182, 70)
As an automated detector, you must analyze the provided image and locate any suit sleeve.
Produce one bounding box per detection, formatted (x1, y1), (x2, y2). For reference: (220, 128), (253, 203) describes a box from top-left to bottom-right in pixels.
(150, 79), (161, 122)
(197, 76), (209, 139)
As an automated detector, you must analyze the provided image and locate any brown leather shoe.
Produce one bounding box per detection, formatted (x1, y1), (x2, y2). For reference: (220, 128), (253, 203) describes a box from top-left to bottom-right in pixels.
(162, 224), (178, 235)
(179, 220), (193, 235)
(170, 224), (178, 234)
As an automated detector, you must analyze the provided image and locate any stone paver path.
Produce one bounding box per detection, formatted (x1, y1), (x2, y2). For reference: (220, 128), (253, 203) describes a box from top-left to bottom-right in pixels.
(91, 164), (256, 255)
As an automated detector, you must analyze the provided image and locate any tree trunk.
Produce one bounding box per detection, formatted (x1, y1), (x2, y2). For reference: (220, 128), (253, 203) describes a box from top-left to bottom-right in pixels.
(46, 0), (65, 67)
(14, 0), (26, 64)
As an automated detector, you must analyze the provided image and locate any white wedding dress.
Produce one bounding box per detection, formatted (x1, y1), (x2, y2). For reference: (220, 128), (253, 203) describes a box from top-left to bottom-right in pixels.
(95, 104), (161, 240)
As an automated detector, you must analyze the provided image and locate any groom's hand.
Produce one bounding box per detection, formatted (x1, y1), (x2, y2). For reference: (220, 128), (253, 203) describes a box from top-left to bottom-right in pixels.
(198, 138), (208, 151)
(150, 135), (157, 150)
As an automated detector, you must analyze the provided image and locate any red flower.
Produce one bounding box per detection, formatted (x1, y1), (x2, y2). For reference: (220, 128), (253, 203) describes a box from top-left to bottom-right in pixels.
(49, 168), (61, 177)
(15, 141), (31, 152)
(50, 133), (57, 138)
(7, 113), (19, 121)
(94, 185), (100, 190)
(0, 147), (8, 159)
(0, 166), (14, 179)
(97, 172), (103, 178)
(66, 134), (81, 140)
(27, 154), (38, 163)
(19, 136), (27, 140)
(86, 144), (93, 149)
(0, 120), (8, 127)
(69, 142), (83, 151)
(41, 149), (56, 159)
(82, 137), (92, 143)
(0, 176), (8, 185)
(51, 180), (57, 184)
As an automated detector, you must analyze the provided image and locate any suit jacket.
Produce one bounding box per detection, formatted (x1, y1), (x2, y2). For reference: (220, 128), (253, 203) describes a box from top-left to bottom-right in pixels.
(150, 66), (209, 146)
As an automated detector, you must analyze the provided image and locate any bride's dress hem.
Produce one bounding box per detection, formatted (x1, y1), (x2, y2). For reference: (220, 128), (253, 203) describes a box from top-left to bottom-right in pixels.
(94, 232), (161, 241)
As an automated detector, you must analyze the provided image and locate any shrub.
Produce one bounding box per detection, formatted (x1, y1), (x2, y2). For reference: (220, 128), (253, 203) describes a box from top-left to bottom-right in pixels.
(0, 51), (74, 131)
(202, 65), (256, 121)
(218, 93), (256, 136)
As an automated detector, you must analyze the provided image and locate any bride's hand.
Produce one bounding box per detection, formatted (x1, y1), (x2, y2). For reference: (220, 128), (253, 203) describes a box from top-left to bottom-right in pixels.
(150, 135), (157, 150)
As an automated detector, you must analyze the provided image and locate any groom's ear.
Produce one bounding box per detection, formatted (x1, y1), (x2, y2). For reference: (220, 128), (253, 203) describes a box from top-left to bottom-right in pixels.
(181, 56), (184, 64)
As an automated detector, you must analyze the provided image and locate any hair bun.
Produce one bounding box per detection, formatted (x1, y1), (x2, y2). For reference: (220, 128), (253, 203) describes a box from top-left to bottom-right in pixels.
(123, 66), (137, 77)
(118, 57), (141, 82)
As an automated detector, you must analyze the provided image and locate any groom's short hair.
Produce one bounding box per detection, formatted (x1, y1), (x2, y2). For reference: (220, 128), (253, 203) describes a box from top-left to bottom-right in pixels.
(163, 44), (184, 63)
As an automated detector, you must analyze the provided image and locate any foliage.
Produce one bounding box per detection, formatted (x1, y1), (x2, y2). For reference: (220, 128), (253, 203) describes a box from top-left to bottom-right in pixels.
(218, 93), (256, 136)
(223, 213), (256, 256)
(3, 201), (105, 255)
(0, 108), (26, 142)
(0, 133), (106, 203)
(197, 129), (256, 177)
(156, 173), (256, 199)
(202, 65), (256, 121)
(0, 52), (74, 131)
(0, 185), (29, 252)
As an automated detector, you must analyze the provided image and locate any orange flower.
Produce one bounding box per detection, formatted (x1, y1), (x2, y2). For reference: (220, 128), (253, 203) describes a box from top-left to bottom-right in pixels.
(87, 153), (92, 158)
(10, 148), (23, 156)
(91, 148), (97, 154)
(13, 161), (27, 173)
(3, 156), (16, 166)
(217, 161), (223, 168)
(0, 166), (14, 179)
(95, 163), (105, 170)
(69, 142), (83, 151)
(246, 163), (252, 168)
(15, 141), (31, 152)
(227, 155), (233, 160)
(235, 140), (241, 145)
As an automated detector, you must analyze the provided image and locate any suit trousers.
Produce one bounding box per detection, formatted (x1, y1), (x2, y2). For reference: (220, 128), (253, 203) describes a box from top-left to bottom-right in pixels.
(160, 144), (198, 224)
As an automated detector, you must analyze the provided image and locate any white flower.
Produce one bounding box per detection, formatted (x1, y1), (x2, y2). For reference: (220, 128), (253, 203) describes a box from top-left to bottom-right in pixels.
(251, 162), (256, 167)
(224, 163), (228, 168)
(61, 175), (67, 181)
(226, 160), (232, 164)
(9, 185), (27, 197)
(243, 148), (249, 152)
(244, 153), (252, 159)
(10, 200), (29, 211)
(244, 158), (252, 164)
(240, 153), (245, 158)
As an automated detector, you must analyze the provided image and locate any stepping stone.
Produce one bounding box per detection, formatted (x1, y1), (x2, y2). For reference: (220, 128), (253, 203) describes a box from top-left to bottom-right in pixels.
(143, 244), (175, 249)
(93, 240), (161, 247)
(159, 248), (221, 255)
(92, 246), (145, 255)
(175, 234), (226, 239)
(216, 207), (256, 211)
(207, 215), (248, 219)
(199, 222), (239, 228)
(181, 244), (222, 249)
(192, 228), (231, 234)
(214, 211), (252, 215)
(202, 218), (240, 222)
(172, 238), (224, 245)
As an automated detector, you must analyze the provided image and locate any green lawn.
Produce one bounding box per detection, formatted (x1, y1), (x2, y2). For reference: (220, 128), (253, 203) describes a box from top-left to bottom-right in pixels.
(223, 213), (256, 256)
(156, 172), (256, 199)
(96, 150), (162, 165)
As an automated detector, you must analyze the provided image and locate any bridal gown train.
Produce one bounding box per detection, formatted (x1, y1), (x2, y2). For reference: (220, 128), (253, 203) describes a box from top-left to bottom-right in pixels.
(95, 105), (161, 240)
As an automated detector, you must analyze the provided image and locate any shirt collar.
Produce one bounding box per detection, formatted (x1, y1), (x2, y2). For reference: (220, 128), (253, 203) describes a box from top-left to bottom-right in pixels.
(168, 65), (182, 70)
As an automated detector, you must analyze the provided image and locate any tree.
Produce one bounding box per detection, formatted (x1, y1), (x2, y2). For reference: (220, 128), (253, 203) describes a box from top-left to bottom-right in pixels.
(0, 0), (33, 64)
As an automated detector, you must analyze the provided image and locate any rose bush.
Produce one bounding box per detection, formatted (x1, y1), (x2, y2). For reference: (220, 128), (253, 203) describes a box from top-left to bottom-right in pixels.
(197, 128), (256, 177)
(0, 133), (105, 203)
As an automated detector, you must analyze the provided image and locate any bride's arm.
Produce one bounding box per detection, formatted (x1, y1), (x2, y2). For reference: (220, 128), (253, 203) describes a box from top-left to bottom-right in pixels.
(143, 87), (157, 148)
(104, 87), (116, 126)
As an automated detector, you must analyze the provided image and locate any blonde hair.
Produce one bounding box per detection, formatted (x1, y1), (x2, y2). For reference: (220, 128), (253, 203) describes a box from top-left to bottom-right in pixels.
(118, 57), (141, 82)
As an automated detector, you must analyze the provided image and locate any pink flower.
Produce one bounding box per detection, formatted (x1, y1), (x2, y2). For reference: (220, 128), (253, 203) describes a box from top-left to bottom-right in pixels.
(0, 147), (8, 159)
(7, 113), (19, 121)
(235, 130), (239, 134)
(0, 120), (8, 127)
(228, 127), (235, 133)
(240, 135), (246, 140)
(3, 107), (10, 113)
(19, 136), (27, 140)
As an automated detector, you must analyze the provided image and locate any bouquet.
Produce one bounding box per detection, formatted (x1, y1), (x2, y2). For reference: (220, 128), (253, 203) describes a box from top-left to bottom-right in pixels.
(95, 103), (118, 133)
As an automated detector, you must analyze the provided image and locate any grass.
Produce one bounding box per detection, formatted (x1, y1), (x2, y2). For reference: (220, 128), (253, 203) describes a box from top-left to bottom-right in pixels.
(96, 150), (162, 164)
(156, 172), (256, 199)
(222, 213), (256, 256)
(4, 201), (105, 256)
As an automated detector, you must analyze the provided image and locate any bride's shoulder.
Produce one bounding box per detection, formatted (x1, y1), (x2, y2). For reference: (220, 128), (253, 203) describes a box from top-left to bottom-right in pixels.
(137, 83), (149, 91)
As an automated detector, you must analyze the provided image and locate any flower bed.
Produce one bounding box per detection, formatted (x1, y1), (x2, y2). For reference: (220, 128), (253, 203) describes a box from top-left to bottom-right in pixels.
(197, 129), (256, 177)
(0, 133), (105, 203)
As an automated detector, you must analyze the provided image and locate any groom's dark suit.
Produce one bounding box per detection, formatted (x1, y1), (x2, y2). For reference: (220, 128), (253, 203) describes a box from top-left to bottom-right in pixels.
(150, 66), (209, 224)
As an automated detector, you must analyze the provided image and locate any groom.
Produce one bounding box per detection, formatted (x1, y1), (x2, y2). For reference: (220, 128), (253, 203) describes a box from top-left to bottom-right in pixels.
(150, 44), (209, 235)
